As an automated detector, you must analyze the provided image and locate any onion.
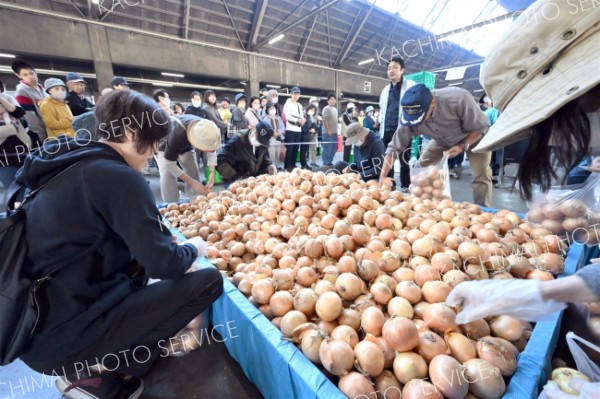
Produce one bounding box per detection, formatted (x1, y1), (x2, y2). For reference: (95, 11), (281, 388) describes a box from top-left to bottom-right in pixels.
(383, 317), (419, 351)
(319, 339), (355, 376)
(458, 242), (485, 264)
(423, 303), (458, 334)
(315, 292), (343, 322)
(422, 281), (452, 303)
(335, 273), (363, 301)
(370, 283), (393, 305)
(354, 340), (385, 377)
(317, 320), (338, 336)
(338, 256), (357, 273)
(463, 358), (506, 399)
(314, 280), (336, 296)
(293, 288), (318, 317)
(338, 372), (374, 398)
(393, 281), (421, 305)
(280, 311), (308, 337)
(403, 380), (443, 399)
(444, 332), (477, 363)
(374, 371), (402, 399)
(296, 266), (318, 287)
(299, 327), (326, 364)
(387, 296), (415, 318)
(412, 237), (434, 257)
(331, 325), (359, 348)
(489, 316), (524, 342)
(362, 307), (385, 337)
(414, 265), (441, 287)
(431, 253), (456, 274)
(461, 319), (491, 340)
(305, 239), (324, 259)
(429, 355), (469, 399)
(393, 267), (415, 283)
(527, 269), (555, 281)
(418, 331), (449, 362)
(476, 338), (517, 377)
(251, 279), (275, 305)
(357, 260), (379, 282)
(269, 291), (294, 317)
(337, 308), (361, 331)
(393, 352), (428, 384)
(443, 270), (470, 288)
(325, 236), (344, 259)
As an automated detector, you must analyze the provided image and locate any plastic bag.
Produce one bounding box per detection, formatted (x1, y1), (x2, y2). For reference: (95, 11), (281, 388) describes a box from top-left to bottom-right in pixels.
(526, 174), (600, 246)
(538, 333), (600, 399)
(408, 154), (451, 200)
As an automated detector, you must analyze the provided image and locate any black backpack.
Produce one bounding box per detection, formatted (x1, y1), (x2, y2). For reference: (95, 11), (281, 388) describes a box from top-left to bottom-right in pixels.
(0, 162), (81, 365)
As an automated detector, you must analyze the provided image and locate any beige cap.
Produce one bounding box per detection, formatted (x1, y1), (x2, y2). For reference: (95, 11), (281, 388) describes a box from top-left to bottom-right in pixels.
(187, 119), (220, 151)
(345, 122), (369, 146)
(475, 0), (600, 152)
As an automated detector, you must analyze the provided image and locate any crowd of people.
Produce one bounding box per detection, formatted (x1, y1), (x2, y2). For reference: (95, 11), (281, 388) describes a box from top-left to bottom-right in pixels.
(1, 57), (508, 207)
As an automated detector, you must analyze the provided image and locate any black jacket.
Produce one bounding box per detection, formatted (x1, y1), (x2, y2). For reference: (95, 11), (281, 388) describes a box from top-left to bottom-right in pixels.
(217, 133), (273, 182)
(162, 114), (201, 161)
(16, 136), (197, 364)
(349, 131), (386, 181)
(65, 92), (94, 117)
(184, 105), (209, 120)
(301, 115), (318, 143)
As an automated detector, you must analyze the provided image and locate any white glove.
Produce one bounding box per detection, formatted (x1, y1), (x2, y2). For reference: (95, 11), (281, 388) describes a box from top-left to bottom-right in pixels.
(180, 236), (208, 258)
(446, 279), (567, 324)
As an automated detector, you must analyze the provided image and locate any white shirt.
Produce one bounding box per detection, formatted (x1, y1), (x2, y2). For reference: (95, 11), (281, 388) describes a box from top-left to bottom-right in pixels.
(283, 100), (303, 132)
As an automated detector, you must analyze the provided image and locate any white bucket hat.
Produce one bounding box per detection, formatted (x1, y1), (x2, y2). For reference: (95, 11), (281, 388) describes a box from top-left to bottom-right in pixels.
(187, 119), (220, 152)
(475, 0), (600, 152)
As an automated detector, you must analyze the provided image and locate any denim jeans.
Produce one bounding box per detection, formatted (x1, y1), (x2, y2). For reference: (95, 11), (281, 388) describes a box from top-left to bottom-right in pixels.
(322, 133), (337, 166)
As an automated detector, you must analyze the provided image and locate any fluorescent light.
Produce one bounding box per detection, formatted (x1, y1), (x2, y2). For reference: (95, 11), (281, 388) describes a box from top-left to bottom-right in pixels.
(0, 53), (16, 58)
(447, 82), (463, 86)
(92, 0), (99, 3)
(268, 34), (285, 45)
(265, 84), (281, 89)
(161, 72), (185, 78)
(152, 82), (173, 87)
(358, 58), (374, 65)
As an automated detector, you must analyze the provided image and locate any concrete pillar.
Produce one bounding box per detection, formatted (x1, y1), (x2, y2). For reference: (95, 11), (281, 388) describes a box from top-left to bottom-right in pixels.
(87, 25), (114, 95)
(334, 70), (341, 114)
(246, 54), (260, 98)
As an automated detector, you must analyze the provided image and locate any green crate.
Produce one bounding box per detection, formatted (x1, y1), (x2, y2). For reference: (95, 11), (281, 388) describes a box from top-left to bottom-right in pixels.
(205, 168), (221, 184)
(405, 71), (436, 91)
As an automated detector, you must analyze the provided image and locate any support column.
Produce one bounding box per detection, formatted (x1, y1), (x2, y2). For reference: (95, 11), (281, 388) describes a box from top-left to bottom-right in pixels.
(245, 54), (260, 98)
(87, 25), (114, 96)
(334, 70), (341, 114)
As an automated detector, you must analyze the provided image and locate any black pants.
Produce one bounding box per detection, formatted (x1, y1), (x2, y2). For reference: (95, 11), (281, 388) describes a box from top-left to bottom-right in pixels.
(23, 268), (224, 377)
(383, 131), (411, 188)
(284, 130), (300, 170)
(299, 133), (311, 167)
(343, 137), (352, 163)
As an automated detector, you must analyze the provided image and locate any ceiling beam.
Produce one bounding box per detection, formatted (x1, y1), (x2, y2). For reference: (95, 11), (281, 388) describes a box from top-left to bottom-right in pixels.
(366, 15), (398, 75)
(296, 4), (320, 62)
(222, 0), (245, 49)
(68, 0), (87, 18)
(247, 0), (268, 51)
(183, 0), (191, 39)
(254, 0), (343, 50)
(334, 3), (374, 67)
(324, 9), (333, 67)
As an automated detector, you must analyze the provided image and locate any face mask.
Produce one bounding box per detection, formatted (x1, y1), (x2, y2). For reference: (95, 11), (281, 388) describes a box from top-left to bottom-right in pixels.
(374, 113), (380, 118)
(272, 96), (279, 104)
(250, 136), (261, 147)
(268, 109), (277, 116)
(192, 100), (201, 108)
(308, 111), (315, 116)
(162, 98), (171, 107)
(355, 140), (364, 147)
(51, 91), (67, 101)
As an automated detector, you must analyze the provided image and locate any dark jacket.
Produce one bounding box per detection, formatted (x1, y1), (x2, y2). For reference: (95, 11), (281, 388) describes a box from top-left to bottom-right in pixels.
(301, 114), (318, 143)
(184, 105), (209, 120)
(72, 111), (97, 140)
(349, 130), (386, 181)
(363, 115), (377, 131)
(17, 136), (197, 365)
(65, 91), (94, 117)
(162, 114), (200, 161)
(217, 132), (273, 182)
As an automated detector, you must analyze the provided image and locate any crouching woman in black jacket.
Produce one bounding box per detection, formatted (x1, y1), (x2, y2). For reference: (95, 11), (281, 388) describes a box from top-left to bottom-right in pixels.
(17, 90), (223, 399)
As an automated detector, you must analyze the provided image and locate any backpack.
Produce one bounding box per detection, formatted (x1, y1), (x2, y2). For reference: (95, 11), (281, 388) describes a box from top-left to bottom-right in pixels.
(0, 162), (85, 365)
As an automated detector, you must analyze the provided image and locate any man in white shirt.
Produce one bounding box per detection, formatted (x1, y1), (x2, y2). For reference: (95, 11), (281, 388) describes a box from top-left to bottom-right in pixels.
(283, 86), (306, 171)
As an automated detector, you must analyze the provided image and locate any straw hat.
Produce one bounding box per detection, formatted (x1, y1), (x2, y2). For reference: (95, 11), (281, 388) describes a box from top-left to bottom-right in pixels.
(187, 119), (220, 151)
(475, 0), (600, 152)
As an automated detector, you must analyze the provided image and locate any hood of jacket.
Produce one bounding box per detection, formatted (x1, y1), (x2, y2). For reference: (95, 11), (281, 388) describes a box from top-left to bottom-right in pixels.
(15, 135), (126, 190)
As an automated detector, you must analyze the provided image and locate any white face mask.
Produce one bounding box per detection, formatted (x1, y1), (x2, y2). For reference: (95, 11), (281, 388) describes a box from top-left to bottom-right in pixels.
(355, 140), (364, 147)
(272, 96), (279, 104)
(191, 100), (202, 108)
(308, 111), (315, 116)
(162, 97), (171, 107)
(250, 136), (261, 147)
(268, 109), (277, 116)
(50, 91), (67, 101)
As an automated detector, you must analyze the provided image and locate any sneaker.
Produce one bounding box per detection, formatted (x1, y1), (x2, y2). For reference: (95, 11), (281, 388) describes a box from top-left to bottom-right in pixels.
(310, 162), (320, 168)
(400, 187), (410, 193)
(454, 166), (464, 179)
(56, 371), (143, 399)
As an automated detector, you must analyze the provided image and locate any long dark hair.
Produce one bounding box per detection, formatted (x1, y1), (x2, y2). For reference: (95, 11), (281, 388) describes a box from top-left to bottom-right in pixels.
(204, 90), (216, 108)
(518, 99), (591, 201)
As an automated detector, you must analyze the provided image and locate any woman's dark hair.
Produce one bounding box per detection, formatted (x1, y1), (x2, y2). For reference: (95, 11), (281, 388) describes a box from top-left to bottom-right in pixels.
(204, 90), (216, 107)
(152, 89), (168, 103)
(173, 102), (184, 113)
(306, 104), (317, 113)
(249, 96), (260, 106)
(95, 90), (170, 154)
(518, 99), (591, 201)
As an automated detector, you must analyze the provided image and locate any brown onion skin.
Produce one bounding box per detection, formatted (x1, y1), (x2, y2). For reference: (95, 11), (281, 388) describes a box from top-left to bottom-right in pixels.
(383, 317), (419, 352)
(338, 371), (375, 399)
(319, 339), (355, 376)
(374, 371), (402, 399)
(463, 358), (506, 399)
(429, 355), (469, 399)
(402, 379), (443, 399)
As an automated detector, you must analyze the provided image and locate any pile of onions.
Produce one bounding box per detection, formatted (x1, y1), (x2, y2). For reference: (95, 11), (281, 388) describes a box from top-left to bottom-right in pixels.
(159, 168), (569, 398)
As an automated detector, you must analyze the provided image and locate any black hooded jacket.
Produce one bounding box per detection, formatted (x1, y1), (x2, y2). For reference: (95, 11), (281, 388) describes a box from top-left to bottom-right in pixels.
(15, 136), (197, 364)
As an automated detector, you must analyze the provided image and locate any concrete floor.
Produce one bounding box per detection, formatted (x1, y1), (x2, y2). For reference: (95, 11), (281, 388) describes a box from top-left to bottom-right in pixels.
(0, 154), (527, 399)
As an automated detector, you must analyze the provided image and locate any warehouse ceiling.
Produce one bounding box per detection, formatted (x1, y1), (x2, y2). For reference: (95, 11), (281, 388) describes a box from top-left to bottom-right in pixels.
(4, 0), (534, 94)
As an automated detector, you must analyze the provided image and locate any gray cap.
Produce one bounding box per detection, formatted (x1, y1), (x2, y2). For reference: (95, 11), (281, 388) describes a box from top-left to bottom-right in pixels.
(44, 78), (66, 93)
(365, 105), (374, 113)
(345, 122), (369, 146)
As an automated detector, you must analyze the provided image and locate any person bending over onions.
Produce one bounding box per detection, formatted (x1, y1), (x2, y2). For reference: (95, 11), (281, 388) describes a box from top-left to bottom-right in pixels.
(15, 90), (223, 399)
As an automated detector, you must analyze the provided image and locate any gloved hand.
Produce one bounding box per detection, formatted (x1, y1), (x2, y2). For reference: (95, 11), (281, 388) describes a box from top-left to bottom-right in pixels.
(180, 236), (208, 258)
(446, 279), (567, 324)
